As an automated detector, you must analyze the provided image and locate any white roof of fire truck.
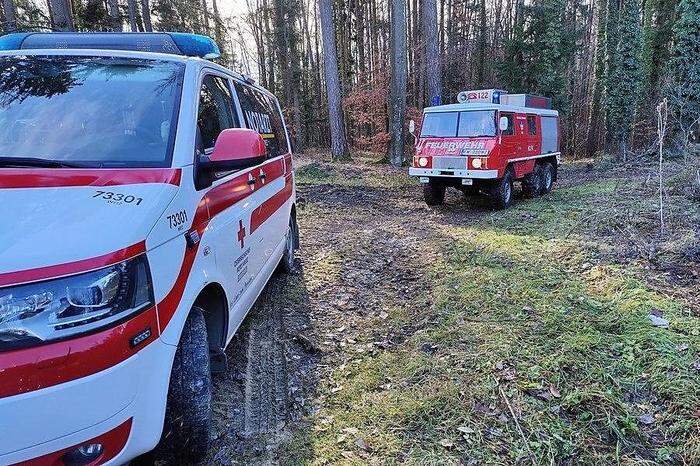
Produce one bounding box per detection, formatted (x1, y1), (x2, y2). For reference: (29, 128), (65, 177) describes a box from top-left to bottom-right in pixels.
(424, 102), (558, 117)
(424, 89), (559, 117)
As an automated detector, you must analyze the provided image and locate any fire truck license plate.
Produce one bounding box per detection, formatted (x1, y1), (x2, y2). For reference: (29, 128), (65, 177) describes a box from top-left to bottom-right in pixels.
(419, 177), (429, 183)
(461, 179), (473, 186)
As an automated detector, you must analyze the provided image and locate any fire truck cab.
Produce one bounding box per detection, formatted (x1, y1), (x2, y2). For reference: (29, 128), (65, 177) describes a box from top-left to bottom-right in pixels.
(408, 89), (561, 209)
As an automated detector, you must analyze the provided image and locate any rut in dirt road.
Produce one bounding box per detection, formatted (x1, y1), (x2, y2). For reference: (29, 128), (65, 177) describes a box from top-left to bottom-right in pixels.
(205, 164), (495, 464)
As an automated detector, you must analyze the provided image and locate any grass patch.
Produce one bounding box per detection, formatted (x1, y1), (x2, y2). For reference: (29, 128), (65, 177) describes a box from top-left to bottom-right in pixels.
(285, 158), (699, 465)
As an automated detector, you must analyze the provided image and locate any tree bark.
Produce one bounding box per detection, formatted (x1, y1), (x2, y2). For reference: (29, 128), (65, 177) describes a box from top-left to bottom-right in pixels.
(2, 0), (17, 31)
(49, 0), (75, 31)
(319, 0), (350, 160)
(107, 0), (122, 31)
(388, 0), (407, 166)
(141, 0), (153, 31)
(422, 0), (441, 106)
(127, 0), (138, 31)
(201, 0), (210, 34)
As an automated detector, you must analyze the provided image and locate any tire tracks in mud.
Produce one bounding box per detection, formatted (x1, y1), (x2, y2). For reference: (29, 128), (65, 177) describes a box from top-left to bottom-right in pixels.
(204, 166), (446, 465)
(204, 162), (559, 465)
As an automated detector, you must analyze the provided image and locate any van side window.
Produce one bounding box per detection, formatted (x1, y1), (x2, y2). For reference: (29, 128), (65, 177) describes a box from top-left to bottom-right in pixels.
(197, 75), (236, 152)
(501, 113), (514, 136)
(527, 115), (537, 135)
(233, 82), (289, 157)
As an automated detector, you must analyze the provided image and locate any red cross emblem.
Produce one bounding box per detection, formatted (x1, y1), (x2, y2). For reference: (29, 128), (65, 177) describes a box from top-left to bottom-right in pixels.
(237, 220), (246, 248)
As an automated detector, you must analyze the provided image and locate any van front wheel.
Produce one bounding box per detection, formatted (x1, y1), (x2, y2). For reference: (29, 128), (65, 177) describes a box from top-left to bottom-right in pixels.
(154, 307), (212, 464)
(423, 181), (446, 206)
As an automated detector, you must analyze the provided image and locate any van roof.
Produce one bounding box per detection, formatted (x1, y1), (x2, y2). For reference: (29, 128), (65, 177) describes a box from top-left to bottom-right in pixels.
(0, 48), (276, 99)
(424, 102), (559, 117)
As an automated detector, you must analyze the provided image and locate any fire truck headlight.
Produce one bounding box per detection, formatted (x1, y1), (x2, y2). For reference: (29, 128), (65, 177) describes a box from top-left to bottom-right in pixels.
(0, 255), (154, 352)
(418, 157), (429, 167)
(471, 158), (483, 169)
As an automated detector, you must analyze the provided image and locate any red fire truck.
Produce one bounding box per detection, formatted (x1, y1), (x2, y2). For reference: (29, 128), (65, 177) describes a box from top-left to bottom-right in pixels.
(408, 89), (561, 209)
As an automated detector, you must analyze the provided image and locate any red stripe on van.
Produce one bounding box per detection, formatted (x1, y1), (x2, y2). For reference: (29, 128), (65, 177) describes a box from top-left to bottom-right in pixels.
(0, 307), (158, 398)
(0, 168), (182, 189)
(0, 241), (147, 288)
(16, 418), (132, 465)
(250, 174), (293, 234)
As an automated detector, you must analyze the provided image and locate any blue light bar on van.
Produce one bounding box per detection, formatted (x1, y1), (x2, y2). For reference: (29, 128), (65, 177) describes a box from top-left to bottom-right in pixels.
(0, 32), (221, 59)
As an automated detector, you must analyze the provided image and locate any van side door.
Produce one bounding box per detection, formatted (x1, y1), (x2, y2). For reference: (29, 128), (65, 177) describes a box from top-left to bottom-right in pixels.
(194, 72), (269, 333)
(232, 81), (293, 270)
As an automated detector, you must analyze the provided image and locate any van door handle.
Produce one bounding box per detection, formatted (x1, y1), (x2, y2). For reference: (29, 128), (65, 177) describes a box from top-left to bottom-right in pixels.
(259, 170), (267, 182)
(247, 177), (256, 186)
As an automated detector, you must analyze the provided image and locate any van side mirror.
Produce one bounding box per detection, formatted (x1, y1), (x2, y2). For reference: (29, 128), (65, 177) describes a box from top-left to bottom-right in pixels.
(499, 116), (509, 132)
(408, 119), (416, 135)
(201, 128), (267, 173)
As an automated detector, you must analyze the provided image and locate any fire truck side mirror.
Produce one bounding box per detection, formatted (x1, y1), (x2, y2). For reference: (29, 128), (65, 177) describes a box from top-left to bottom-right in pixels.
(499, 116), (509, 132)
(408, 119), (416, 135)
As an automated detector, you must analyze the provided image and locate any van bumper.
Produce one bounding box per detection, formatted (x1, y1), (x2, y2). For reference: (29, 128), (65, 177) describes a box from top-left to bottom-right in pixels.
(408, 167), (499, 179)
(0, 338), (176, 465)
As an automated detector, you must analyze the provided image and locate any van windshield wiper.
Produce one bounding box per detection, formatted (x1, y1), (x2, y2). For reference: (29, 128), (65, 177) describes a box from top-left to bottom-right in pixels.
(0, 157), (86, 168)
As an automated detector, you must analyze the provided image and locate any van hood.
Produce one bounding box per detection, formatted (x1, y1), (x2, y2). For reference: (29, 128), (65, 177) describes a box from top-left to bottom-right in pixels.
(416, 137), (497, 157)
(0, 168), (181, 280)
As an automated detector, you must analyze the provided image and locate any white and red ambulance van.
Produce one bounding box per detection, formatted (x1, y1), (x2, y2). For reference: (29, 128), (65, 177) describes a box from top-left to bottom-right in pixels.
(0, 32), (298, 465)
(408, 89), (561, 208)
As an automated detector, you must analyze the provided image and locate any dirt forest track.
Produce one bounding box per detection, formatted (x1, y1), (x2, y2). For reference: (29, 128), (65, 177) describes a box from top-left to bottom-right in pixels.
(206, 159), (446, 464)
(203, 155), (699, 465)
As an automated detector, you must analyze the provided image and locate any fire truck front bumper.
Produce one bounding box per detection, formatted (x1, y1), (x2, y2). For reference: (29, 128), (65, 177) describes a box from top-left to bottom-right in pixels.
(408, 167), (499, 180)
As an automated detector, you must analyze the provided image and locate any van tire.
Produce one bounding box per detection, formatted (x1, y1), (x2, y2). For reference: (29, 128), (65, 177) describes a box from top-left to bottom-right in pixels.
(154, 307), (212, 464)
(540, 162), (555, 194)
(424, 181), (446, 206)
(522, 165), (543, 198)
(491, 169), (514, 209)
(280, 213), (299, 273)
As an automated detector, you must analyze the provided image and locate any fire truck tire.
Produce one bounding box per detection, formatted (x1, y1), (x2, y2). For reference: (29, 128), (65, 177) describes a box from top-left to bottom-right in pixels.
(491, 170), (514, 209)
(522, 165), (543, 198)
(424, 182), (446, 206)
(154, 307), (212, 464)
(540, 162), (555, 194)
(280, 213), (300, 273)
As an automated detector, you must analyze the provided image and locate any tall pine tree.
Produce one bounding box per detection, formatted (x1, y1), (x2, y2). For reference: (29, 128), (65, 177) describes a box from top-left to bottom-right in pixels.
(665, 0), (700, 142)
(607, 0), (642, 159)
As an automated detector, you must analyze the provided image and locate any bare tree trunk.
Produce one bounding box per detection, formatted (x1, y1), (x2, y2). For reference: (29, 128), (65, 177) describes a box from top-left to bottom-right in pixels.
(2, 0), (17, 31)
(107, 0), (122, 31)
(201, 0), (210, 34)
(141, 0), (153, 31)
(422, 0), (441, 106)
(319, 0), (350, 160)
(388, 0), (407, 166)
(49, 0), (75, 31)
(127, 0), (138, 31)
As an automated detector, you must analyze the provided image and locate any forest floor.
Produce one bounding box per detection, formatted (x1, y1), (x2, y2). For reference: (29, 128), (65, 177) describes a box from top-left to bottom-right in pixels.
(205, 152), (699, 465)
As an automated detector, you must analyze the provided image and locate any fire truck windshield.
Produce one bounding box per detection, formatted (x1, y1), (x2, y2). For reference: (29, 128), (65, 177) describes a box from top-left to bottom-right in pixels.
(421, 110), (496, 138)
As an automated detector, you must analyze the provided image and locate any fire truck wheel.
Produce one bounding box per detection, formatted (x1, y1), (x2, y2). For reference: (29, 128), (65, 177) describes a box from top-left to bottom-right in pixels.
(522, 165), (543, 198)
(423, 182), (446, 206)
(280, 213), (300, 273)
(491, 170), (514, 209)
(154, 307), (212, 464)
(540, 162), (555, 194)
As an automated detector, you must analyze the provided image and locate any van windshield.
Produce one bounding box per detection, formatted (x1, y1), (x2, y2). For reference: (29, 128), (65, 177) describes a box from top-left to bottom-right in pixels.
(0, 55), (184, 168)
(421, 110), (496, 138)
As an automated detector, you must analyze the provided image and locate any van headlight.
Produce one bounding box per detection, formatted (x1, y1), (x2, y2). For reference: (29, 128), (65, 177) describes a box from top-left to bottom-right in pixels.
(0, 255), (153, 352)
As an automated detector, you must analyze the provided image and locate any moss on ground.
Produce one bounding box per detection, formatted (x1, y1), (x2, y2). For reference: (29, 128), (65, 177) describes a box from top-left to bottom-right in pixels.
(283, 159), (699, 465)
